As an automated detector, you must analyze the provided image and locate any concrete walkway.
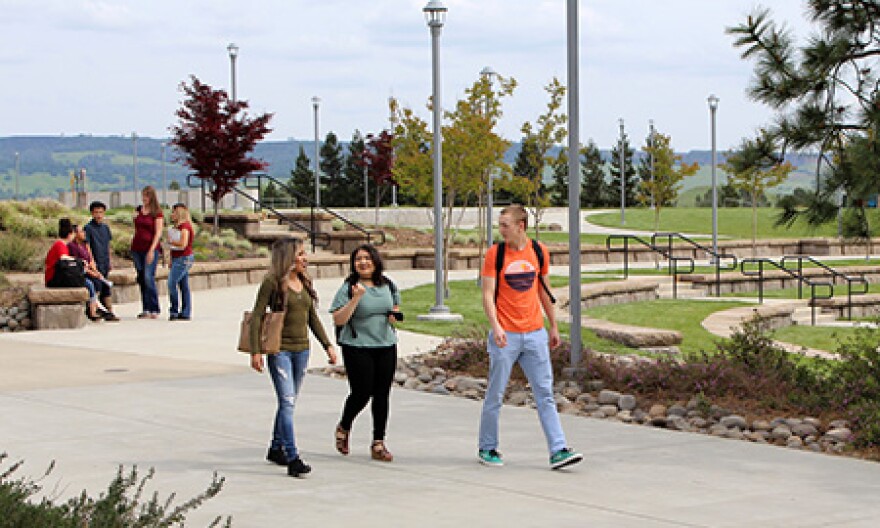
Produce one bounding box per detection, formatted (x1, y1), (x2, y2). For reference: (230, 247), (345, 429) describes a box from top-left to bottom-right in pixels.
(2, 269), (880, 526)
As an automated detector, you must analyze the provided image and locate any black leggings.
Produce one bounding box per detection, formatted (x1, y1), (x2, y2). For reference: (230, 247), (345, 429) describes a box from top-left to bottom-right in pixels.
(339, 344), (397, 441)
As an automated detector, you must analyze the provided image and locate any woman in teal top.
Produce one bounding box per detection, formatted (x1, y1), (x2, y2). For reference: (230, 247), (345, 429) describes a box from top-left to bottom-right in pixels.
(330, 244), (401, 462)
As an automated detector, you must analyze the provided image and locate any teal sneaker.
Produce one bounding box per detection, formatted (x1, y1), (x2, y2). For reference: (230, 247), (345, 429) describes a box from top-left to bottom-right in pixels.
(550, 448), (583, 470)
(478, 449), (504, 467)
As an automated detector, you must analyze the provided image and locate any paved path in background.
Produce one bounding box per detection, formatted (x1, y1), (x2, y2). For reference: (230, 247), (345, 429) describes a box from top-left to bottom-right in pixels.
(2, 268), (880, 526)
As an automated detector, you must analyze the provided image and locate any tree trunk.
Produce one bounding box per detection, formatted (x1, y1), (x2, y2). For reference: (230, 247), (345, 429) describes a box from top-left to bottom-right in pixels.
(213, 199), (220, 235)
(751, 195), (758, 257)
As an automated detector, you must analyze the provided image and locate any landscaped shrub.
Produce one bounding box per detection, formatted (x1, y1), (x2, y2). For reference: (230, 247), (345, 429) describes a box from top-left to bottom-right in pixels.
(0, 234), (41, 272)
(0, 452), (231, 527)
(832, 324), (880, 446)
(24, 199), (69, 219)
(4, 215), (52, 239)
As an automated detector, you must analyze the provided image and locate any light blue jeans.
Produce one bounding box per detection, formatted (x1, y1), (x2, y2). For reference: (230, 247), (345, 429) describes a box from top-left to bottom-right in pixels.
(168, 255), (194, 318)
(267, 349), (310, 460)
(479, 327), (567, 455)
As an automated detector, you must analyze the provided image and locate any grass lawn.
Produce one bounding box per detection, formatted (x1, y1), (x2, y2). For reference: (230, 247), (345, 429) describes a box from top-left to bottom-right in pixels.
(396, 280), (747, 356)
(585, 300), (749, 356)
(587, 207), (880, 240)
(771, 325), (860, 352)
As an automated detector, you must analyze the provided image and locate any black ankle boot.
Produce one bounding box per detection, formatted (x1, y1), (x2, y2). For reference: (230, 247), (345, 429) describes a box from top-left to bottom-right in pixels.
(266, 447), (287, 466)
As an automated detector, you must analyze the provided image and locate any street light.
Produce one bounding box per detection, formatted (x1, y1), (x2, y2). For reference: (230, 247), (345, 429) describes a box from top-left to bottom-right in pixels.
(14, 151), (20, 200)
(132, 132), (138, 199)
(708, 94), (719, 261)
(312, 96), (321, 207)
(565, 0), (582, 368)
(649, 119), (655, 210)
(419, 0), (459, 321)
(480, 66), (497, 248)
(161, 142), (168, 206)
(618, 118), (625, 226)
(228, 43), (240, 209)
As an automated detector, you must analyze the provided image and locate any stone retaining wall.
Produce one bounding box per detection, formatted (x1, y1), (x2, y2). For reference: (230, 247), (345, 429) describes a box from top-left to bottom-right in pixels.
(681, 266), (880, 295)
(812, 293), (880, 319)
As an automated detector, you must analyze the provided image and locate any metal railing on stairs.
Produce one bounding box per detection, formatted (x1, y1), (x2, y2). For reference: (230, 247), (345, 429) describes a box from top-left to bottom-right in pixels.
(605, 234), (695, 299)
(651, 232), (737, 297)
(740, 258), (833, 326)
(780, 255), (869, 321)
(186, 174), (332, 250)
(242, 173), (386, 251)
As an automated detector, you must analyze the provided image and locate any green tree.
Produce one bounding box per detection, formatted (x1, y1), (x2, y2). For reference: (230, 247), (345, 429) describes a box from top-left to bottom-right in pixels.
(607, 133), (638, 209)
(639, 132), (699, 230)
(340, 130), (368, 207)
(510, 78), (567, 239)
(580, 140), (608, 208)
(722, 131), (794, 254)
(320, 131), (345, 206)
(289, 146), (314, 206)
(548, 150), (568, 207)
(728, 1), (880, 242)
(262, 180), (289, 208)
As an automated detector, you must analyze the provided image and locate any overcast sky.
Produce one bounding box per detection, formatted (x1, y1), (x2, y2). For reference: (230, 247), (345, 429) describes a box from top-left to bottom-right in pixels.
(2, 0), (814, 151)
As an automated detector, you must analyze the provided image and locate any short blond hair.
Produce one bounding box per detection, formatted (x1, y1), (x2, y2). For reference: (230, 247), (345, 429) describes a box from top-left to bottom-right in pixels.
(500, 204), (528, 229)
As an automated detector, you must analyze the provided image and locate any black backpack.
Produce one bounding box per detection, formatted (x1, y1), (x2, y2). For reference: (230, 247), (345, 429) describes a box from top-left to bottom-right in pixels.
(493, 239), (555, 305)
(49, 258), (86, 288)
(335, 276), (398, 343)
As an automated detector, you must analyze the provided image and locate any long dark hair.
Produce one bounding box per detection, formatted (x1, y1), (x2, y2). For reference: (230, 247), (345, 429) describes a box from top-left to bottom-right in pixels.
(346, 244), (388, 287)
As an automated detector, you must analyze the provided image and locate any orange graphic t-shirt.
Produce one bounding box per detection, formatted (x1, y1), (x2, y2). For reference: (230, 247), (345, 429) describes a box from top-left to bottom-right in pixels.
(481, 241), (548, 333)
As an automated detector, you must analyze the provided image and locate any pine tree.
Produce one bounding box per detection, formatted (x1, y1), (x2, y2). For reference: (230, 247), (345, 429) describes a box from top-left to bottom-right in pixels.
(289, 146), (314, 206)
(580, 139), (607, 208)
(607, 134), (637, 208)
(340, 131), (367, 207)
(549, 150), (568, 207)
(320, 131), (345, 206)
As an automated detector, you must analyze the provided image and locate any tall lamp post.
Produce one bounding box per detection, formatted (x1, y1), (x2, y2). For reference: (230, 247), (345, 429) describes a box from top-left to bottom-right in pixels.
(161, 142), (168, 206)
(566, 0), (582, 368)
(708, 94), (719, 260)
(618, 119), (625, 226)
(649, 119), (655, 210)
(228, 43), (240, 209)
(14, 151), (20, 200)
(312, 96), (321, 207)
(480, 66), (497, 248)
(132, 132), (138, 200)
(419, 0), (459, 321)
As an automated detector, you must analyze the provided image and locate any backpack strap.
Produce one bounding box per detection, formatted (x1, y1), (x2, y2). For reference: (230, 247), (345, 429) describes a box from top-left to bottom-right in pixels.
(493, 242), (506, 305)
(531, 239), (556, 305)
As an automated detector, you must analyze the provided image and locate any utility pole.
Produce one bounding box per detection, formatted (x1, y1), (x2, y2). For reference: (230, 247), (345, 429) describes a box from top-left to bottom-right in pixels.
(619, 119), (625, 226)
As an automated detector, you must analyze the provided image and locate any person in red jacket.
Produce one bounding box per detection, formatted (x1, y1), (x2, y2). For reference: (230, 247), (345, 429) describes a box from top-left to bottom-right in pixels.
(45, 218), (74, 286)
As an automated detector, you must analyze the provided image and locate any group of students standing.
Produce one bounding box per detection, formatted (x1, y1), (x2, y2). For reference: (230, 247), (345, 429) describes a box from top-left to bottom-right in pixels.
(44, 185), (196, 322)
(246, 204), (582, 478)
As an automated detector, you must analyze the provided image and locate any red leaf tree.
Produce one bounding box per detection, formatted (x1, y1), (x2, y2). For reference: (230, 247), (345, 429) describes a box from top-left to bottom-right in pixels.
(169, 75), (273, 232)
(359, 130), (395, 224)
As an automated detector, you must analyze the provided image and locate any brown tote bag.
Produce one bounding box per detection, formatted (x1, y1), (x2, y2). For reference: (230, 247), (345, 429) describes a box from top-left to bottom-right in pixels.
(237, 290), (287, 354)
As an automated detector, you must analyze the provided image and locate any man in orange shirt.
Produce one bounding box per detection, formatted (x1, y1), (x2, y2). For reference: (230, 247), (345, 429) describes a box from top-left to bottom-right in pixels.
(478, 204), (583, 470)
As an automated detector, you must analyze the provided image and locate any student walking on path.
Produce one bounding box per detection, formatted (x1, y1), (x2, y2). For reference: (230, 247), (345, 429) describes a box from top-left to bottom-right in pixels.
(330, 244), (401, 463)
(131, 186), (163, 319)
(478, 204), (583, 470)
(167, 203), (194, 321)
(248, 238), (337, 478)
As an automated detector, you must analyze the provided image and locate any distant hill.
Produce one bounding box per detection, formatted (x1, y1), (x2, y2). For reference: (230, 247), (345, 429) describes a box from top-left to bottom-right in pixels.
(0, 135), (820, 200)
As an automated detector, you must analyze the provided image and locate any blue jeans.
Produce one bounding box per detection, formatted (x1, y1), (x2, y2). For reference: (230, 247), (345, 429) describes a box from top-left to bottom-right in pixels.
(131, 249), (160, 314)
(168, 255), (194, 318)
(479, 327), (567, 455)
(83, 277), (97, 302)
(267, 349), (310, 460)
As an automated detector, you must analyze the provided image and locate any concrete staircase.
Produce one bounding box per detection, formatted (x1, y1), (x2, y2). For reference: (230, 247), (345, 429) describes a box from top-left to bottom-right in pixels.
(656, 277), (706, 300)
(791, 305), (838, 326)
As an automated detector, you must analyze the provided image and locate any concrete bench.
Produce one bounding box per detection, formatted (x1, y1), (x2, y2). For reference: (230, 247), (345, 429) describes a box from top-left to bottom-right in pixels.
(27, 286), (89, 329)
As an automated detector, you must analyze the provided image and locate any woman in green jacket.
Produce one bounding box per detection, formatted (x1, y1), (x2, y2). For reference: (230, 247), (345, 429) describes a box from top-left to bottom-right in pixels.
(249, 238), (337, 477)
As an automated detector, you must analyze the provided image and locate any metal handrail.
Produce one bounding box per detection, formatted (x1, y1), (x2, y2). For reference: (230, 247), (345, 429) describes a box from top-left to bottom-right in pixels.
(606, 234), (695, 299)
(232, 187), (331, 249)
(652, 232), (737, 297)
(185, 173), (331, 249)
(781, 255), (869, 320)
(244, 173), (386, 249)
(740, 258), (833, 326)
